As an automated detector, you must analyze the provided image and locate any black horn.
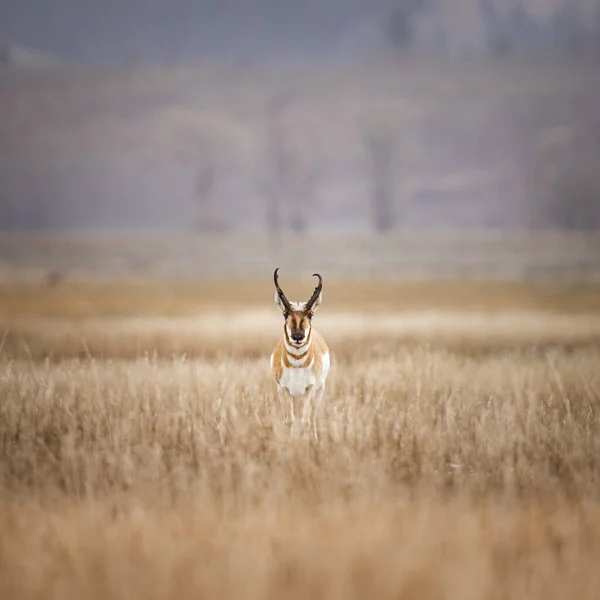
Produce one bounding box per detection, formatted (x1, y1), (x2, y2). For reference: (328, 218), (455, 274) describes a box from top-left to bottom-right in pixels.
(274, 268), (292, 312)
(305, 273), (323, 311)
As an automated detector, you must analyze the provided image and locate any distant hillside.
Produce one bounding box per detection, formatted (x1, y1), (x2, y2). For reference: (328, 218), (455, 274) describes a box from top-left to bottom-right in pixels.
(0, 59), (599, 233)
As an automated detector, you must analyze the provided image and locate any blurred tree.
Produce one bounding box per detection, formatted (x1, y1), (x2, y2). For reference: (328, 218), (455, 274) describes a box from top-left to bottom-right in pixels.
(479, 0), (511, 57)
(545, 166), (600, 230)
(1, 166), (63, 231)
(0, 43), (9, 64)
(386, 0), (433, 53)
(264, 93), (292, 237)
(593, 4), (600, 55)
(551, 2), (585, 55)
(528, 126), (600, 230)
(387, 4), (414, 50)
(264, 92), (322, 236)
(507, 0), (542, 54)
(363, 129), (397, 233)
(194, 136), (227, 232)
(288, 156), (320, 235)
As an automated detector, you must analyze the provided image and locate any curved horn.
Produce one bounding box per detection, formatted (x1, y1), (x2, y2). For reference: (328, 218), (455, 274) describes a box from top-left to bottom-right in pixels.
(305, 273), (323, 311)
(274, 268), (292, 312)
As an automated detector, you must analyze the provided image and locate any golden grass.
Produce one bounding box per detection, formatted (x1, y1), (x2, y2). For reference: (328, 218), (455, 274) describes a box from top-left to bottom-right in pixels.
(4, 310), (600, 362)
(1, 280), (600, 598)
(2, 279), (600, 318)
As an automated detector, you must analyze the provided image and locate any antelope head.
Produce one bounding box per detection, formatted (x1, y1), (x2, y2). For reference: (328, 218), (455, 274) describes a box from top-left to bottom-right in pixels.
(274, 267), (323, 346)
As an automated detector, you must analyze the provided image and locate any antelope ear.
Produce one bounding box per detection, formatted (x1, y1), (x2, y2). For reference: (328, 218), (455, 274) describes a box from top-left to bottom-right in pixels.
(308, 292), (322, 313)
(274, 290), (288, 313)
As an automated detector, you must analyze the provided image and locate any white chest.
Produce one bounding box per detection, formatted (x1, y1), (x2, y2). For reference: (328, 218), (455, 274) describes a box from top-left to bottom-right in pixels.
(280, 365), (317, 397)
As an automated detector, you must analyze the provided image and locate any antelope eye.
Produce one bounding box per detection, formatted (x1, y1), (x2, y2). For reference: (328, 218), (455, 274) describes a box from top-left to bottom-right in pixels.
(307, 314), (313, 320)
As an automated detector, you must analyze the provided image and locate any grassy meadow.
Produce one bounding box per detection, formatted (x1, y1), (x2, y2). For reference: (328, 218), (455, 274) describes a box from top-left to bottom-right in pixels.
(1, 276), (600, 599)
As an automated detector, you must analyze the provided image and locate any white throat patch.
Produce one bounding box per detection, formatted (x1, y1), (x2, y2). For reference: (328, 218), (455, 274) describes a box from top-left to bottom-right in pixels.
(285, 338), (311, 355)
(285, 324), (311, 352)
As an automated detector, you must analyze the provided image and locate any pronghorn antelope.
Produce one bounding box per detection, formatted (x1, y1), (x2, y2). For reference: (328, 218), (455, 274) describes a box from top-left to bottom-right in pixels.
(270, 268), (330, 435)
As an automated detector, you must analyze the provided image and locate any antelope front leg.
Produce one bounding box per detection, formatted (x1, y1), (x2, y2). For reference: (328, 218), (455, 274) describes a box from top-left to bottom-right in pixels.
(288, 389), (311, 439)
(311, 384), (326, 441)
(301, 385), (316, 433)
(278, 387), (294, 424)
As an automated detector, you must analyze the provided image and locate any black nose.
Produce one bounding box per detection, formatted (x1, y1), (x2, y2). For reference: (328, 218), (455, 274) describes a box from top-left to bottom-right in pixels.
(292, 332), (304, 342)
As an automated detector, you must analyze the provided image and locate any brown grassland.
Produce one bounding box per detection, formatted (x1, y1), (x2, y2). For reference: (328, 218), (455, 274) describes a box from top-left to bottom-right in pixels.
(1, 279), (600, 599)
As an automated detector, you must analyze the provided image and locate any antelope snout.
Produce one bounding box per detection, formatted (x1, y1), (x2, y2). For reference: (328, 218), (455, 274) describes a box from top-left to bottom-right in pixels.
(291, 332), (304, 343)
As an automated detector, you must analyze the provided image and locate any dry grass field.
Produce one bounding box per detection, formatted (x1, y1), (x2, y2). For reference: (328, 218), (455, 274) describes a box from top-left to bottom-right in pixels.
(1, 279), (600, 599)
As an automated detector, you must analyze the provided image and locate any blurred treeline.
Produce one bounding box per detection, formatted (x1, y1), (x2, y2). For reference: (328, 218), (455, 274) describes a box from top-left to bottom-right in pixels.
(0, 0), (600, 233)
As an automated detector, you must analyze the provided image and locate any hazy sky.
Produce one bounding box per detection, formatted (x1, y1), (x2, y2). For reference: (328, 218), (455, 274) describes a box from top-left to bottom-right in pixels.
(2, 1), (598, 65)
(0, 0), (384, 63)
